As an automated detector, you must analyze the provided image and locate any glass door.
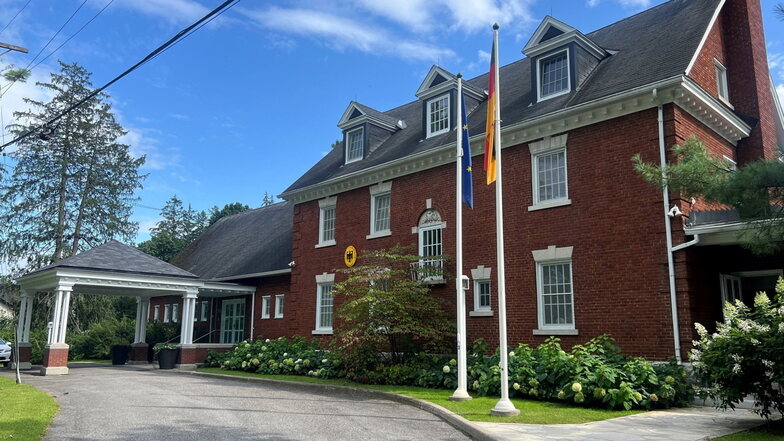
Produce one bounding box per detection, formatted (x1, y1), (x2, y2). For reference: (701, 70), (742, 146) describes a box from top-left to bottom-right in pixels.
(720, 274), (742, 305)
(220, 299), (246, 343)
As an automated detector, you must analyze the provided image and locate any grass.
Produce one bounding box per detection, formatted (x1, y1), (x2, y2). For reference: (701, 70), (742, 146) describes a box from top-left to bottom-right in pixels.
(713, 420), (784, 441)
(196, 367), (643, 424)
(0, 377), (59, 441)
(69, 359), (110, 364)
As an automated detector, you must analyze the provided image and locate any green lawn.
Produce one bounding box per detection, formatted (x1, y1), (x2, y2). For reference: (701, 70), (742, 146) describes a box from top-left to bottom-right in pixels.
(714, 420), (784, 441)
(70, 359), (110, 364)
(0, 377), (59, 441)
(196, 367), (642, 424)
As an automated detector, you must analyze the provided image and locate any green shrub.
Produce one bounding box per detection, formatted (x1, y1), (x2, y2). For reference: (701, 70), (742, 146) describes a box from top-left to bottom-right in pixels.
(67, 317), (135, 360)
(690, 278), (784, 419)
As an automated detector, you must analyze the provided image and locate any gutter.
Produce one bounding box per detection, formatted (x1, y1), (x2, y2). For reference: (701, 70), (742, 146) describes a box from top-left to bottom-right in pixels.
(208, 268), (291, 282)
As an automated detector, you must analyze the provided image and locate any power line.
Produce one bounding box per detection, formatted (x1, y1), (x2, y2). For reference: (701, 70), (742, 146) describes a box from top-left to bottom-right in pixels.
(0, 0), (240, 153)
(0, 0), (32, 35)
(30, 0), (116, 72)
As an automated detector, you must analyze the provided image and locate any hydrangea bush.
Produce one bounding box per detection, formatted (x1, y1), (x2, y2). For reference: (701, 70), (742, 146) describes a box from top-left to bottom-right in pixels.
(690, 278), (784, 419)
(207, 334), (691, 411)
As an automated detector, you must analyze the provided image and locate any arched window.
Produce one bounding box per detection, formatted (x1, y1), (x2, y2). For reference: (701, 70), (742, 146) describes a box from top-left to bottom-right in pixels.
(416, 209), (444, 282)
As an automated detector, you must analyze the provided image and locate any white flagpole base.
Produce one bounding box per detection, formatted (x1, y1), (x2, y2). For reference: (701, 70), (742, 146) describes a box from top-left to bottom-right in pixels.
(490, 398), (520, 416)
(449, 388), (472, 401)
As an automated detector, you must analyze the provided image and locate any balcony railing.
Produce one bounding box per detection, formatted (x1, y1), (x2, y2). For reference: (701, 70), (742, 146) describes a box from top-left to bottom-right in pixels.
(410, 259), (445, 284)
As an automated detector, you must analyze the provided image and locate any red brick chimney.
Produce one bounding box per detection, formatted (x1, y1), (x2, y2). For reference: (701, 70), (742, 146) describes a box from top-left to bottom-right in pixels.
(721, 0), (779, 163)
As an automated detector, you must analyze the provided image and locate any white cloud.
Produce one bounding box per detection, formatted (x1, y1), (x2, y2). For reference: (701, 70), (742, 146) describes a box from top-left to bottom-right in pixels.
(0, 64), (57, 151)
(242, 7), (455, 63)
(109, 0), (209, 24)
(585, 0), (649, 7)
(120, 126), (179, 171)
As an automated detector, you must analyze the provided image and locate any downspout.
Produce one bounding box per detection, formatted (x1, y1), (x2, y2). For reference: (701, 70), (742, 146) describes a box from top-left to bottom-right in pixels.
(654, 88), (683, 364)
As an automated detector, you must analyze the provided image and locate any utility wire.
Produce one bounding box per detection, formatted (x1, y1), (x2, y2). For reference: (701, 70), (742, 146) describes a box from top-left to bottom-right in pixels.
(0, 0), (239, 153)
(30, 0), (116, 72)
(0, 0), (32, 35)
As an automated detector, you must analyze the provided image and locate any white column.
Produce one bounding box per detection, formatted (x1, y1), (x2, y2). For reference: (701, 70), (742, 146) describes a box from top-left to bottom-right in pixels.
(179, 289), (198, 345)
(22, 294), (33, 342)
(16, 291), (29, 342)
(49, 290), (63, 344)
(140, 298), (149, 343)
(56, 284), (73, 344)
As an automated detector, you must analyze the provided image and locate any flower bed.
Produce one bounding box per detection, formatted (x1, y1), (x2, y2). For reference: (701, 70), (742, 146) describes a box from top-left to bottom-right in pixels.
(206, 334), (692, 411)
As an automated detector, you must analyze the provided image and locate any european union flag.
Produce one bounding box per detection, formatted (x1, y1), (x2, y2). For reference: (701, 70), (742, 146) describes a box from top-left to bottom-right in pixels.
(461, 93), (474, 208)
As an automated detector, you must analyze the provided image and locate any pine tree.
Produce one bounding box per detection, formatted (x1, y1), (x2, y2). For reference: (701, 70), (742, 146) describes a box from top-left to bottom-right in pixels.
(138, 195), (208, 262)
(261, 192), (276, 207)
(0, 61), (145, 274)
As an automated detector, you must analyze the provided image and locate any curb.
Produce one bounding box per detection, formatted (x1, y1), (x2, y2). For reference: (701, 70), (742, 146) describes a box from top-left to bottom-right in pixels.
(180, 370), (499, 441)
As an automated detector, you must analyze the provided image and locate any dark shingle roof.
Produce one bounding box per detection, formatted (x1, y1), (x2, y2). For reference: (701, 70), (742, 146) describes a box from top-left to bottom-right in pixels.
(284, 0), (720, 195)
(28, 240), (198, 278)
(171, 202), (293, 280)
(351, 101), (400, 127)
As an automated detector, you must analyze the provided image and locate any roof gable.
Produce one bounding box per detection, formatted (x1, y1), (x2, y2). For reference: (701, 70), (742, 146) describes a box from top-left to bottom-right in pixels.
(415, 65), (485, 100)
(523, 15), (607, 59)
(337, 101), (401, 131)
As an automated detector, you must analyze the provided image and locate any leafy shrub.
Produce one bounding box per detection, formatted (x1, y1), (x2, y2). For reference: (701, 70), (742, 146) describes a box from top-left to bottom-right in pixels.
(216, 336), (340, 379)
(690, 279), (784, 419)
(67, 317), (135, 360)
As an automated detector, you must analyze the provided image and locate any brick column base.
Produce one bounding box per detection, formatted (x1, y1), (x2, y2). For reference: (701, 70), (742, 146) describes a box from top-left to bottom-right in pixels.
(41, 343), (69, 375)
(129, 343), (150, 364)
(176, 344), (197, 370)
(10, 342), (32, 370)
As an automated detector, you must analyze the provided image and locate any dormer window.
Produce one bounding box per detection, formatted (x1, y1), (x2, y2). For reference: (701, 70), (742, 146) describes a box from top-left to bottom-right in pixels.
(538, 50), (570, 101)
(427, 95), (450, 138)
(345, 127), (364, 164)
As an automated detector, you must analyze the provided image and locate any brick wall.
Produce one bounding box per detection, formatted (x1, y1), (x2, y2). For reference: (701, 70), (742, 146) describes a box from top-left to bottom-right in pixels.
(252, 275), (292, 339)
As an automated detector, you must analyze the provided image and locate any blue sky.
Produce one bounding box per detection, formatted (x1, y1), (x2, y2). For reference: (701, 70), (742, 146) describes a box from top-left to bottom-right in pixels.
(1, 0), (783, 242)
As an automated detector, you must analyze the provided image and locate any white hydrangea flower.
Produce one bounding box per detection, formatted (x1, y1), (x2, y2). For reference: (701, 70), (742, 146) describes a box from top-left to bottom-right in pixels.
(732, 363), (742, 374)
(695, 323), (708, 338)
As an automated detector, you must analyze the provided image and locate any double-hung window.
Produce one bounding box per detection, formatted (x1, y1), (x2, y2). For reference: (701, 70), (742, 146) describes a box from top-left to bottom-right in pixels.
(475, 280), (491, 311)
(426, 95), (450, 137)
(275, 294), (284, 318)
(529, 134), (570, 210)
(317, 196), (337, 247)
(200, 300), (208, 321)
(715, 60), (729, 103)
(316, 283), (334, 332)
(153, 305), (160, 323)
(164, 304), (171, 323)
(368, 182), (392, 238)
(414, 209), (444, 282)
(532, 245), (576, 334)
(261, 296), (271, 319)
(345, 127), (364, 164)
(538, 50), (570, 101)
(172, 303), (179, 323)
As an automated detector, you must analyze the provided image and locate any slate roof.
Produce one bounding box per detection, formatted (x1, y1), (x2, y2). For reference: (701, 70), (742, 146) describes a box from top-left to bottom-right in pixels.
(171, 201), (293, 280)
(351, 101), (400, 127)
(28, 240), (198, 279)
(283, 0), (721, 195)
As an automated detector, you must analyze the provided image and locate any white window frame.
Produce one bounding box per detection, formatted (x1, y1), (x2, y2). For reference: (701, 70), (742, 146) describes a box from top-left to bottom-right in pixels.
(345, 127), (364, 164)
(474, 280), (492, 311)
(163, 304), (171, 323)
(153, 305), (160, 323)
(317, 196), (337, 248)
(194, 302), (198, 322)
(469, 266), (493, 316)
(715, 59), (730, 104)
(528, 134), (571, 211)
(367, 182), (392, 239)
(314, 273), (335, 334)
(200, 300), (208, 322)
(275, 294), (285, 318)
(532, 245), (577, 334)
(261, 296), (271, 319)
(172, 303), (179, 323)
(426, 94), (450, 138)
(537, 49), (571, 102)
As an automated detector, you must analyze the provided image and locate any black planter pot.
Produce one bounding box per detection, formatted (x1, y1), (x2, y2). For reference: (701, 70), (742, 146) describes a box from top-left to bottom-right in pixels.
(111, 345), (131, 365)
(157, 348), (179, 370)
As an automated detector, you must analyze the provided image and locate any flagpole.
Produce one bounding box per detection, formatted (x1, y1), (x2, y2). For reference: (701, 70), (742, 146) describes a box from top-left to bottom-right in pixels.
(489, 23), (519, 417)
(450, 74), (471, 402)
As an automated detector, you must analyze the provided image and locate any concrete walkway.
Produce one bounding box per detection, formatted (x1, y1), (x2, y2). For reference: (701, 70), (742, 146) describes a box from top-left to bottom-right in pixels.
(475, 406), (766, 441)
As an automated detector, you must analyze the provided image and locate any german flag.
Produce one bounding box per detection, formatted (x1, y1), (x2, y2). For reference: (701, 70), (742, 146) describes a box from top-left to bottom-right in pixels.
(484, 31), (498, 185)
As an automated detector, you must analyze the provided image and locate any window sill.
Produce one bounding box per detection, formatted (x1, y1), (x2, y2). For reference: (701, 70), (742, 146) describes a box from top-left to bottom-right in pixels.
(533, 328), (578, 336)
(366, 230), (391, 240)
(274, 315), (283, 319)
(261, 316), (270, 320)
(718, 95), (734, 110)
(469, 310), (493, 317)
(311, 329), (333, 335)
(315, 240), (336, 249)
(528, 198), (571, 212)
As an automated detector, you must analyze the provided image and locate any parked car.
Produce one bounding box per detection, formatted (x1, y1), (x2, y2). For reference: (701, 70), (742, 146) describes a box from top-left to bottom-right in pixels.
(0, 339), (11, 366)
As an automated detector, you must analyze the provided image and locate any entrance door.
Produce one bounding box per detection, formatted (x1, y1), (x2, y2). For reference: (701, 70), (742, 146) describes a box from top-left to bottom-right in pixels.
(220, 299), (246, 344)
(720, 274), (742, 305)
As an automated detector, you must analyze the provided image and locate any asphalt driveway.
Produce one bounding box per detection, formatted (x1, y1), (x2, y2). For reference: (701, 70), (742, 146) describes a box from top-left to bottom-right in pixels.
(3, 364), (468, 441)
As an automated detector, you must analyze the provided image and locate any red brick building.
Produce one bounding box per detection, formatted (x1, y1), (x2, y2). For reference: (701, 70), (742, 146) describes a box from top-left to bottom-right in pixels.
(149, 0), (784, 363)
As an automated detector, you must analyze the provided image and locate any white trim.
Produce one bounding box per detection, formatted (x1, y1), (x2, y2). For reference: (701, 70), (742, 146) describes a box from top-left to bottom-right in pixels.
(535, 259), (576, 331)
(470, 265), (492, 280)
(315, 282), (334, 332)
(685, 0), (727, 75)
(528, 199), (571, 211)
(369, 181), (392, 195)
(315, 272), (335, 284)
(530, 145), (569, 207)
(415, 65), (485, 101)
(523, 16), (575, 54)
(533, 328), (578, 335)
(311, 329), (333, 335)
(318, 196), (337, 247)
(345, 127), (364, 164)
(537, 49), (571, 102)
(532, 245), (574, 262)
(274, 294), (284, 318)
(366, 230), (392, 240)
(337, 102), (398, 131)
(220, 298), (246, 344)
(426, 94), (451, 138)
(473, 278), (492, 312)
(523, 17), (606, 59)
(469, 310), (493, 317)
(714, 59), (730, 104)
(369, 187), (392, 236)
(280, 76), (752, 204)
(208, 269), (290, 282)
(261, 295), (270, 319)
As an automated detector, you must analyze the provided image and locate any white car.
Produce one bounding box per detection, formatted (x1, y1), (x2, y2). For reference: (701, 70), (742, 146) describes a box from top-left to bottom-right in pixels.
(0, 339), (11, 366)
